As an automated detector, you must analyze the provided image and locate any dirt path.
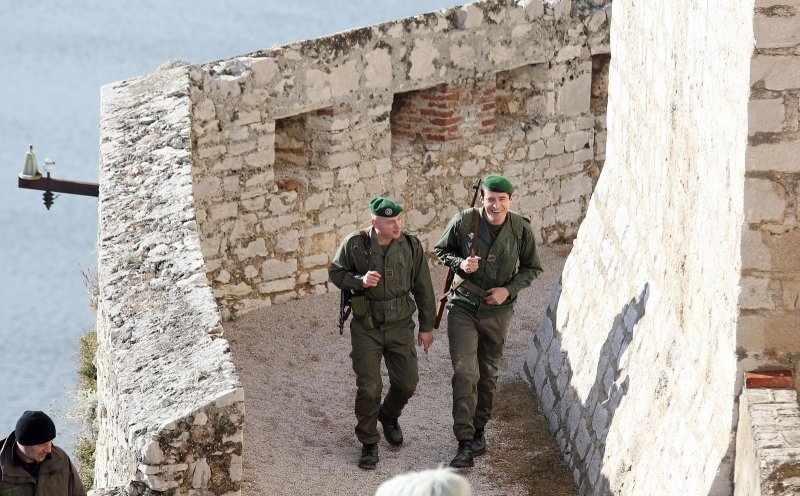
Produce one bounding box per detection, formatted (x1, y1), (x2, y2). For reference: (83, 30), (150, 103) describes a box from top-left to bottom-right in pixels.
(224, 244), (575, 496)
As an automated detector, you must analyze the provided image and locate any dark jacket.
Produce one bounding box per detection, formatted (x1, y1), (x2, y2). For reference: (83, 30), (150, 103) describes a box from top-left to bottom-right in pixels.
(0, 432), (87, 496)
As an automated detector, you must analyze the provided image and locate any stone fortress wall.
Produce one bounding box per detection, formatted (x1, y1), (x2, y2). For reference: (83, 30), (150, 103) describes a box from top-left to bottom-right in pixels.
(92, 1), (611, 493)
(91, 0), (800, 494)
(188, 0), (611, 319)
(94, 68), (244, 495)
(739, 0), (800, 376)
(524, 0), (753, 494)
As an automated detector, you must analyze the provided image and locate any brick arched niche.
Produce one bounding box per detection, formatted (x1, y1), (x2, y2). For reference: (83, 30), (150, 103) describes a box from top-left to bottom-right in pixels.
(390, 81), (496, 146)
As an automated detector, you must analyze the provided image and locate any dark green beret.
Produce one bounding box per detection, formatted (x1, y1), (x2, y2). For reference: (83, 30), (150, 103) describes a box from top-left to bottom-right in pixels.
(482, 175), (514, 194)
(369, 196), (403, 217)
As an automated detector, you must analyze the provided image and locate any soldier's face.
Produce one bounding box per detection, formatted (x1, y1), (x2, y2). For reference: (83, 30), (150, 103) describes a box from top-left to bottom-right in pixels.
(482, 190), (512, 225)
(18, 441), (52, 462)
(372, 215), (403, 242)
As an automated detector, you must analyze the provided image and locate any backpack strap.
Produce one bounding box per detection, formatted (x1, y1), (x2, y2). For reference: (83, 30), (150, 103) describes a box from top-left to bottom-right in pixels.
(470, 208), (480, 257)
(358, 229), (373, 271)
(508, 212), (529, 261)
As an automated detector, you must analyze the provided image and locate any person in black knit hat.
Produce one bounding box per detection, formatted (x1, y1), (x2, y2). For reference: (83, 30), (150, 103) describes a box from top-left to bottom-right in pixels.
(0, 410), (86, 495)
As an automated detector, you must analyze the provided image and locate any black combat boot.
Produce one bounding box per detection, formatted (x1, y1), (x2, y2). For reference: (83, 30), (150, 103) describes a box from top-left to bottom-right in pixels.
(378, 408), (404, 446)
(471, 428), (486, 456)
(358, 443), (379, 470)
(449, 440), (474, 468)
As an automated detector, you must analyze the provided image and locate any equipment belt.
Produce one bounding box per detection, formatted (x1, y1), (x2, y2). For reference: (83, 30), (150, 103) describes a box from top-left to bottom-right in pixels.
(459, 279), (488, 298)
(369, 296), (406, 310)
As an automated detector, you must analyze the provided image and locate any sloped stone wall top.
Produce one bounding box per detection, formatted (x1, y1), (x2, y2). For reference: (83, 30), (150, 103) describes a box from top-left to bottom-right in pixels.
(95, 65), (242, 494)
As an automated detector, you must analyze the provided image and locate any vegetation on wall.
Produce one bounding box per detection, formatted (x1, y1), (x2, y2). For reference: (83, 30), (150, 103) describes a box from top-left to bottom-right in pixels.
(74, 267), (98, 488)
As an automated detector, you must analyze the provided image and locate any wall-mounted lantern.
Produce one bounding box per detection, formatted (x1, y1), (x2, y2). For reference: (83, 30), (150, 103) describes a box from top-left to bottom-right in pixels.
(17, 145), (99, 210)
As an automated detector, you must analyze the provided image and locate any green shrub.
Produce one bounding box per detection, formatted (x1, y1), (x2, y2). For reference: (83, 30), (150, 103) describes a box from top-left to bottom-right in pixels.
(75, 329), (98, 489)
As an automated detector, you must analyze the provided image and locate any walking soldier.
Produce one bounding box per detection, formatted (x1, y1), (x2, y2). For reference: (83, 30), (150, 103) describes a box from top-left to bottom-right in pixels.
(433, 175), (543, 468)
(329, 196), (436, 469)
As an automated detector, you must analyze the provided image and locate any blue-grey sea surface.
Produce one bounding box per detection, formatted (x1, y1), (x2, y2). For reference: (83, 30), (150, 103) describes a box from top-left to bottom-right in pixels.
(0, 0), (459, 455)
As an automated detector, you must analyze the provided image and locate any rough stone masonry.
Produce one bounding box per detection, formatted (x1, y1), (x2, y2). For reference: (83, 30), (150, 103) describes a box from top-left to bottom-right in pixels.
(93, 0), (610, 494)
(188, 0), (611, 320)
(524, 0), (755, 494)
(91, 0), (800, 494)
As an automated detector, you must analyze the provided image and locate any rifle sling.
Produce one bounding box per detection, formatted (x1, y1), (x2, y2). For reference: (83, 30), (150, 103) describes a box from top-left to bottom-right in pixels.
(359, 230), (373, 271)
(470, 207), (480, 258)
(455, 207), (487, 298)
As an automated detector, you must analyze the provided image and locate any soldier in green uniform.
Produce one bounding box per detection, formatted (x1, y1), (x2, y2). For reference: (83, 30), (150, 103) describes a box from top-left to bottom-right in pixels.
(329, 196), (436, 470)
(433, 175), (543, 468)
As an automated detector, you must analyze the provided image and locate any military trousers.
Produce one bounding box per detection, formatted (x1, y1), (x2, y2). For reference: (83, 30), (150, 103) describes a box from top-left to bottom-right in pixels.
(447, 303), (514, 441)
(349, 317), (419, 444)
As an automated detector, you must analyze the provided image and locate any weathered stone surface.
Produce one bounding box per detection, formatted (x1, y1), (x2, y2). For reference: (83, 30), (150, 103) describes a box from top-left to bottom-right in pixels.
(751, 55), (800, 90)
(99, 2), (617, 493)
(744, 178), (787, 223)
(741, 228), (772, 271)
(740, 275), (776, 310)
(748, 98), (785, 134)
(364, 49), (392, 88)
(558, 73), (591, 115)
(525, 0), (752, 493)
(455, 4), (484, 29)
(754, 14), (800, 49)
(96, 67), (242, 496)
(747, 142), (800, 172)
(408, 39), (438, 80)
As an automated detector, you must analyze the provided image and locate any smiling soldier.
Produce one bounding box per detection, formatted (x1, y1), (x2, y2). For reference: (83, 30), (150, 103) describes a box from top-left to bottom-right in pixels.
(433, 175), (543, 469)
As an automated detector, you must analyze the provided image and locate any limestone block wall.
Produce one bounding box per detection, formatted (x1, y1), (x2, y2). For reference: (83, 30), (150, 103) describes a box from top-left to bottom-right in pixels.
(94, 66), (243, 495)
(739, 0), (800, 372)
(188, 0), (612, 318)
(524, 0), (753, 494)
(735, 387), (800, 495)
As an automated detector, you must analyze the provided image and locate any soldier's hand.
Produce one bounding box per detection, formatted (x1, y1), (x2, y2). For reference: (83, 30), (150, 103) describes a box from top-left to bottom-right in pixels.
(362, 270), (381, 288)
(484, 287), (510, 305)
(460, 256), (481, 274)
(418, 331), (434, 354)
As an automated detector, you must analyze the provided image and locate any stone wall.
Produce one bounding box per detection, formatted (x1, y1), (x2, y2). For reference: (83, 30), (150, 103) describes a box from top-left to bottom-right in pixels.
(94, 66), (243, 495)
(524, 0), (753, 494)
(735, 387), (800, 495)
(188, 0), (612, 319)
(739, 0), (800, 373)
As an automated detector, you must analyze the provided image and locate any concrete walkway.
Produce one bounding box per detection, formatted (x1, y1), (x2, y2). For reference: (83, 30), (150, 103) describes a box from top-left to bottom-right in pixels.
(225, 244), (575, 495)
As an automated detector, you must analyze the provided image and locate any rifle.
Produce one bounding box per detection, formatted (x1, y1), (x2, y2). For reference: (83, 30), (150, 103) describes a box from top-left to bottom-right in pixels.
(434, 177), (483, 329)
(339, 289), (352, 335)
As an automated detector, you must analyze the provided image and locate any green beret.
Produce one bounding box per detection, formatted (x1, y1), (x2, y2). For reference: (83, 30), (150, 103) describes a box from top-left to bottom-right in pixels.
(369, 196), (403, 217)
(482, 175), (514, 194)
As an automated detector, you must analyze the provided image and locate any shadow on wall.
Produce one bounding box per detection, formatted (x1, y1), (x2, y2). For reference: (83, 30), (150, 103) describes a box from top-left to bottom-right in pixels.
(533, 281), (649, 494)
(592, 283), (649, 494)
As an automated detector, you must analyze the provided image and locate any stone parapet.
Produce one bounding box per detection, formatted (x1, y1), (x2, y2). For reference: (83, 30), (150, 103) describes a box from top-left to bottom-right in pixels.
(740, 0), (800, 372)
(735, 387), (800, 495)
(188, 0), (611, 318)
(95, 66), (243, 495)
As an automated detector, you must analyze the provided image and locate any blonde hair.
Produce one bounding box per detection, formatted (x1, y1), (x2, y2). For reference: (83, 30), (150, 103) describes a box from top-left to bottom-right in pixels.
(375, 467), (472, 496)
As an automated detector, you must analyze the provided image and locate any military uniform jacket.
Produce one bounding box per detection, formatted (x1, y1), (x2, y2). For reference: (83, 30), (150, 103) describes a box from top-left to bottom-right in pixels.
(329, 227), (436, 331)
(0, 433), (86, 496)
(433, 207), (543, 318)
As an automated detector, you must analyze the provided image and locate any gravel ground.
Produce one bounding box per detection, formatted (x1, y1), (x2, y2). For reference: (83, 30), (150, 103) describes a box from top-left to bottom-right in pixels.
(225, 243), (570, 496)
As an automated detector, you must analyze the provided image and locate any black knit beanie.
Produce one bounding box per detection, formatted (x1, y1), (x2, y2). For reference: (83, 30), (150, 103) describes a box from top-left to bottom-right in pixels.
(15, 411), (56, 446)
